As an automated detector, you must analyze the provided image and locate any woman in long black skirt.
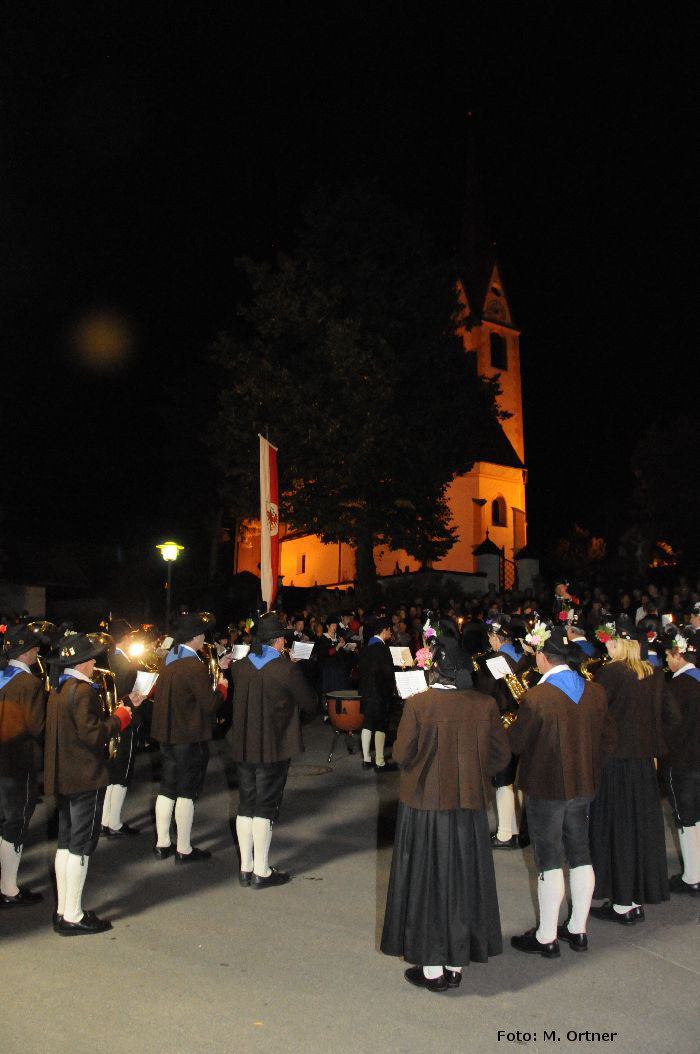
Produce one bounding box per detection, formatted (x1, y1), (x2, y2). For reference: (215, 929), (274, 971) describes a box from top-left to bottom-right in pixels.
(380, 636), (511, 992)
(589, 617), (677, 924)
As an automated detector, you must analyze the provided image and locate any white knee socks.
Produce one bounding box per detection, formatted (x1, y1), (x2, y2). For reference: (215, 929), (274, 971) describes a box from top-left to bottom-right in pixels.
(174, 797), (195, 854)
(423, 965), (443, 979)
(0, 839), (22, 896)
(374, 730), (386, 766)
(252, 817), (273, 877)
(536, 868), (565, 943)
(101, 785), (113, 828)
(568, 864), (595, 933)
(54, 848), (69, 915)
(679, 825), (700, 884)
(361, 729), (372, 762)
(496, 785), (519, 840)
(63, 853), (89, 924)
(106, 785), (128, 831)
(236, 816), (254, 872)
(155, 795), (175, 847)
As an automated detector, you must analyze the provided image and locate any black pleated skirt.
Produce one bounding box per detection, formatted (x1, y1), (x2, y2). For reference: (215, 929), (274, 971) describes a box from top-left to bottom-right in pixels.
(380, 803), (503, 966)
(589, 758), (669, 905)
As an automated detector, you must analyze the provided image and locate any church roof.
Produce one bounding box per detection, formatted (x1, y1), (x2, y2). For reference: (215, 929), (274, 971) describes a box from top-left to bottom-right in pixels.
(472, 418), (524, 470)
(473, 531), (502, 556)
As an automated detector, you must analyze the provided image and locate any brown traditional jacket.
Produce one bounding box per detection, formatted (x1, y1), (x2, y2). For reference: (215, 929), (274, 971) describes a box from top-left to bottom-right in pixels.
(596, 662), (680, 760)
(666, 669), (700, 771)
(150, 656), (221, 745)
(0, 668), (46, 778)
(230, 651), (316, 763)
(393, 687), (511, 811)
(508, 679), (613, 800)
(44, 678), (122, 796)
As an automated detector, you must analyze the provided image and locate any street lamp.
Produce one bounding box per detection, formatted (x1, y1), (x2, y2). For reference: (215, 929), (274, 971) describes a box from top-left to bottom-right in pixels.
(156, 542), (184, 630)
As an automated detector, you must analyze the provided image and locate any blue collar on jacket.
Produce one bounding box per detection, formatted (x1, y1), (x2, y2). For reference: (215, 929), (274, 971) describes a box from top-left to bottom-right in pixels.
(499, 642), (522, 662)
(0, 666), (23, 690)
(546, 668), (586, 704)
(679, 666), (700, 683)
(573, 639), (595, 657)
(165, 644), (201, 666)
(248, 644), (281, 670)
(368, 636), (384, 647)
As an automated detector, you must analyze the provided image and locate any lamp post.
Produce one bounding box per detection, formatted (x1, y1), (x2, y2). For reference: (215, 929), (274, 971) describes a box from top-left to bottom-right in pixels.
(156, 542), (184, 630)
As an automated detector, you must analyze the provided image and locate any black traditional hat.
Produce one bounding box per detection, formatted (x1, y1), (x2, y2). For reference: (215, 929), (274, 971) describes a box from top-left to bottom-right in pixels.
(171, 613), (210, 643)
(541, 624), (572, 661)
(50, 632), (107, 667)
(433, 635), (472, 689)
(614, 615), (637, 641)
(254, 612), (287, 643)
(110, 618), (133, 642)
(2, 623), (48, 661)
(662, 624), (697, 659)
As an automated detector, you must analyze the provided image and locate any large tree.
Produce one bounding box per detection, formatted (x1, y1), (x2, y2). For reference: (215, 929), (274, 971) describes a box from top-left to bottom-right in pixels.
(211, 182), (504, 594)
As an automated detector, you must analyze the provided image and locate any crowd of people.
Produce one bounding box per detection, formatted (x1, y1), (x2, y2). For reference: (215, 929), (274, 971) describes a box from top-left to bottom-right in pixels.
(0, 574), (698, 997)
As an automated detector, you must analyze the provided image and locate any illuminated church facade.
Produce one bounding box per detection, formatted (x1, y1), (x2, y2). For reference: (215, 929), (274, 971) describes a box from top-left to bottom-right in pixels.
(236, 183), (528, 589)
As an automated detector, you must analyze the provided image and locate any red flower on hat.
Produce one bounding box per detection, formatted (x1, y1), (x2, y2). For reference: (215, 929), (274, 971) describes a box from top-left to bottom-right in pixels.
(558, 611), (569, 622)
(0, 624), (6, 635)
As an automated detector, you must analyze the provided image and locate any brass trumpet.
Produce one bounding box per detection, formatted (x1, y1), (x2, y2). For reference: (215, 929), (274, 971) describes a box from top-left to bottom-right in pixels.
(471, 649), (489, 672)
(580, 655), (609, 682)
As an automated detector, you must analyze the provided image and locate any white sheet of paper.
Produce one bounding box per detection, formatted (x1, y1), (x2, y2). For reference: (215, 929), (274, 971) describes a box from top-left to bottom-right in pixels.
(292, 641), (314, 660)
(390, 646), (414, 667)
(485, 655), (512, 680)
(158, 636), (173, 653)
(342, 642), (357, 652)
(132, 671), (158, 696)
(661, 614), (673, 627)
(231, 644), (250, 660)
(395, 670), (428, 699)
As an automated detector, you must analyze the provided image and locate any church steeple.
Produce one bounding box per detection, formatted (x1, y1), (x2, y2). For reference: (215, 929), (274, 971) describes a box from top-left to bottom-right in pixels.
(458, 115), (498, 319)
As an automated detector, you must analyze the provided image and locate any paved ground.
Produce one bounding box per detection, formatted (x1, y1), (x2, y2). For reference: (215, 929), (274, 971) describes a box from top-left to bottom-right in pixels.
(2, 718), (698, 1054)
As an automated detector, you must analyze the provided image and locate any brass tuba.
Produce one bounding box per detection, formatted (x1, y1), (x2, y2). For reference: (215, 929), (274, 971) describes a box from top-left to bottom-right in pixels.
(87, 632), (121, 760)
(198, 612), (221, 691)
(26, 620), (56, 691)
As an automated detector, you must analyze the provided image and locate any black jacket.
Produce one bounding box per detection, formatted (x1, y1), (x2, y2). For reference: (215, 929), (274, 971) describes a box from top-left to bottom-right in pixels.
(230, 650), (316, 763)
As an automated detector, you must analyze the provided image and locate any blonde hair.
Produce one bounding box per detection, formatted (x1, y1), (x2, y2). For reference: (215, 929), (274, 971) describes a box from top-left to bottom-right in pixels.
(609, 637), (654, 680)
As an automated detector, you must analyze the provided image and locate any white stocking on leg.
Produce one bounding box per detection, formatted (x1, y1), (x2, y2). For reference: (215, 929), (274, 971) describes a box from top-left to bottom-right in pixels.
(536, 868), (565, 944)
(374, 730), (386, 766)
(252, 817), (272, 877)
(568, 864), (595, 933)
(361, 729), (372, 763)
(0, 839), (22, 896)
(679, 826), (700, 884)
(496, 785), (518, 840)
(101, 785), (113, 829)
(174, 798), (194, 855)
(155, 795), (175, 847)
(235, 816), (254, 872)
(54, 848), (69, 915)
(63, 853), (89, 924)
(108, 785), (128, 831)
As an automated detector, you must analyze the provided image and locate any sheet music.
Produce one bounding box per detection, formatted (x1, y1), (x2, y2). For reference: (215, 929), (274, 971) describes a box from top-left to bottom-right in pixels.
(231, 644), (250, 661)
(395, 670), (428, 699)
(390, 646), (414, 667)
(132, 671), (158, 696)
(485, 655), (512, 680)
(292, 641), (314, 660)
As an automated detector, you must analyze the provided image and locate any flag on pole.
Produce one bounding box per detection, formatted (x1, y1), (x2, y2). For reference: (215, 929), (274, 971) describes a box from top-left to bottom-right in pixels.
(259, 434), (279, 610)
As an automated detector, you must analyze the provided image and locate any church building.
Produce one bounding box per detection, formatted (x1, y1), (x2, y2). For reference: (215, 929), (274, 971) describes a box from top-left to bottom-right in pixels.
(236, 176), (527, 589)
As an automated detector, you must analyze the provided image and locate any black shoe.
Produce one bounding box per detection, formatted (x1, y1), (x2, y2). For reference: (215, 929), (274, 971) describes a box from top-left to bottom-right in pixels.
(557, 925), (588, 951)
(631, 905), (645, 921)
(52, 912), (63, 933)
(152, 844), (175, 860)
(510, 928), (560, 958)
(175, 846), (211, 863)
(490, 832), (519, 850)
(0, 888), (43, 908)
(669, 874), (700, 897)
(375, 761), (399, 773)
(106, 823), (140, 837)
(57, 910), (112, 936)
(100, 825), (110, 836)
(589, 901), (637, 925)
(362, 760), (373, 770)
(444, 968), (462, 988)
(518, 833), (531, 849)
(404, 966), (448, 993)
(250, 867), (290, 889)
(239, 870), (252, 887)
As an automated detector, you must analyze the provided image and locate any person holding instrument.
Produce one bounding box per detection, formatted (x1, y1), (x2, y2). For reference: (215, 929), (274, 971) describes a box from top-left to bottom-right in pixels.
(44, 633), (133, 935)
(101, 618), (146, 837)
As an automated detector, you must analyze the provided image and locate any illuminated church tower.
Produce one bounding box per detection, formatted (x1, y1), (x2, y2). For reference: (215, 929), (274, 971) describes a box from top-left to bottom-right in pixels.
(236, 153), (528, 588)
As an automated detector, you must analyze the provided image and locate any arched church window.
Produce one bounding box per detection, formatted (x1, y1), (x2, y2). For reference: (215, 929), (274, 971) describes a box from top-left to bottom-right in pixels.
(492, 496), (507, 527)
(490, 332), (508, 371)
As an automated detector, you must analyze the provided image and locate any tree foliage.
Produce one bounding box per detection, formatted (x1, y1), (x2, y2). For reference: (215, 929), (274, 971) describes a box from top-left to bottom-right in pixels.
(211, 182), (504, 592)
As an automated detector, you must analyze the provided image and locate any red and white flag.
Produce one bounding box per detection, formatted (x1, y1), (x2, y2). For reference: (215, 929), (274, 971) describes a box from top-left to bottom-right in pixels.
(259, 434), (279, 610)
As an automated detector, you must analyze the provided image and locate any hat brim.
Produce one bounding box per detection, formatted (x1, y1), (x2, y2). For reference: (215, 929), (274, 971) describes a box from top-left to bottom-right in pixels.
(49, 641), (106, 667)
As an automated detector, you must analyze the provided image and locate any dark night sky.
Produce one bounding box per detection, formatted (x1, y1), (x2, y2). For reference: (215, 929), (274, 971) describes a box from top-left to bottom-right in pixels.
(1, 4), (695, 568)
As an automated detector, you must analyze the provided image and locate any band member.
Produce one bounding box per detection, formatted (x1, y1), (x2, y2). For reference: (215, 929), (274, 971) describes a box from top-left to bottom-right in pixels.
(508, 622), (612, 957)
(566, 615), (596, 658)
(101, 619), (146, 837)
(0, 624), (47, 907)
(230, 612), (316, 888)
(663, 627), (700, 896)
(589, 617), (679, 923)
(44, 633), (132, 935)
(358, 615), (398, 772)
(381, 633), (511, 991)
(151, 613), (230, 862)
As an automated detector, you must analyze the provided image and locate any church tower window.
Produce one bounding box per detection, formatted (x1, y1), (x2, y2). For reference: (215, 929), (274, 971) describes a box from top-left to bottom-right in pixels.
(490, 332), (508, 371)
(492, 496), (507, 527)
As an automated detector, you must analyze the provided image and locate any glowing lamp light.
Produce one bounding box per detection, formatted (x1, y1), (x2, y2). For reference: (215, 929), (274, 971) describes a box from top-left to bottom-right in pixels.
(157, 542), (184, 562)
(128, 641), (145, 659)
